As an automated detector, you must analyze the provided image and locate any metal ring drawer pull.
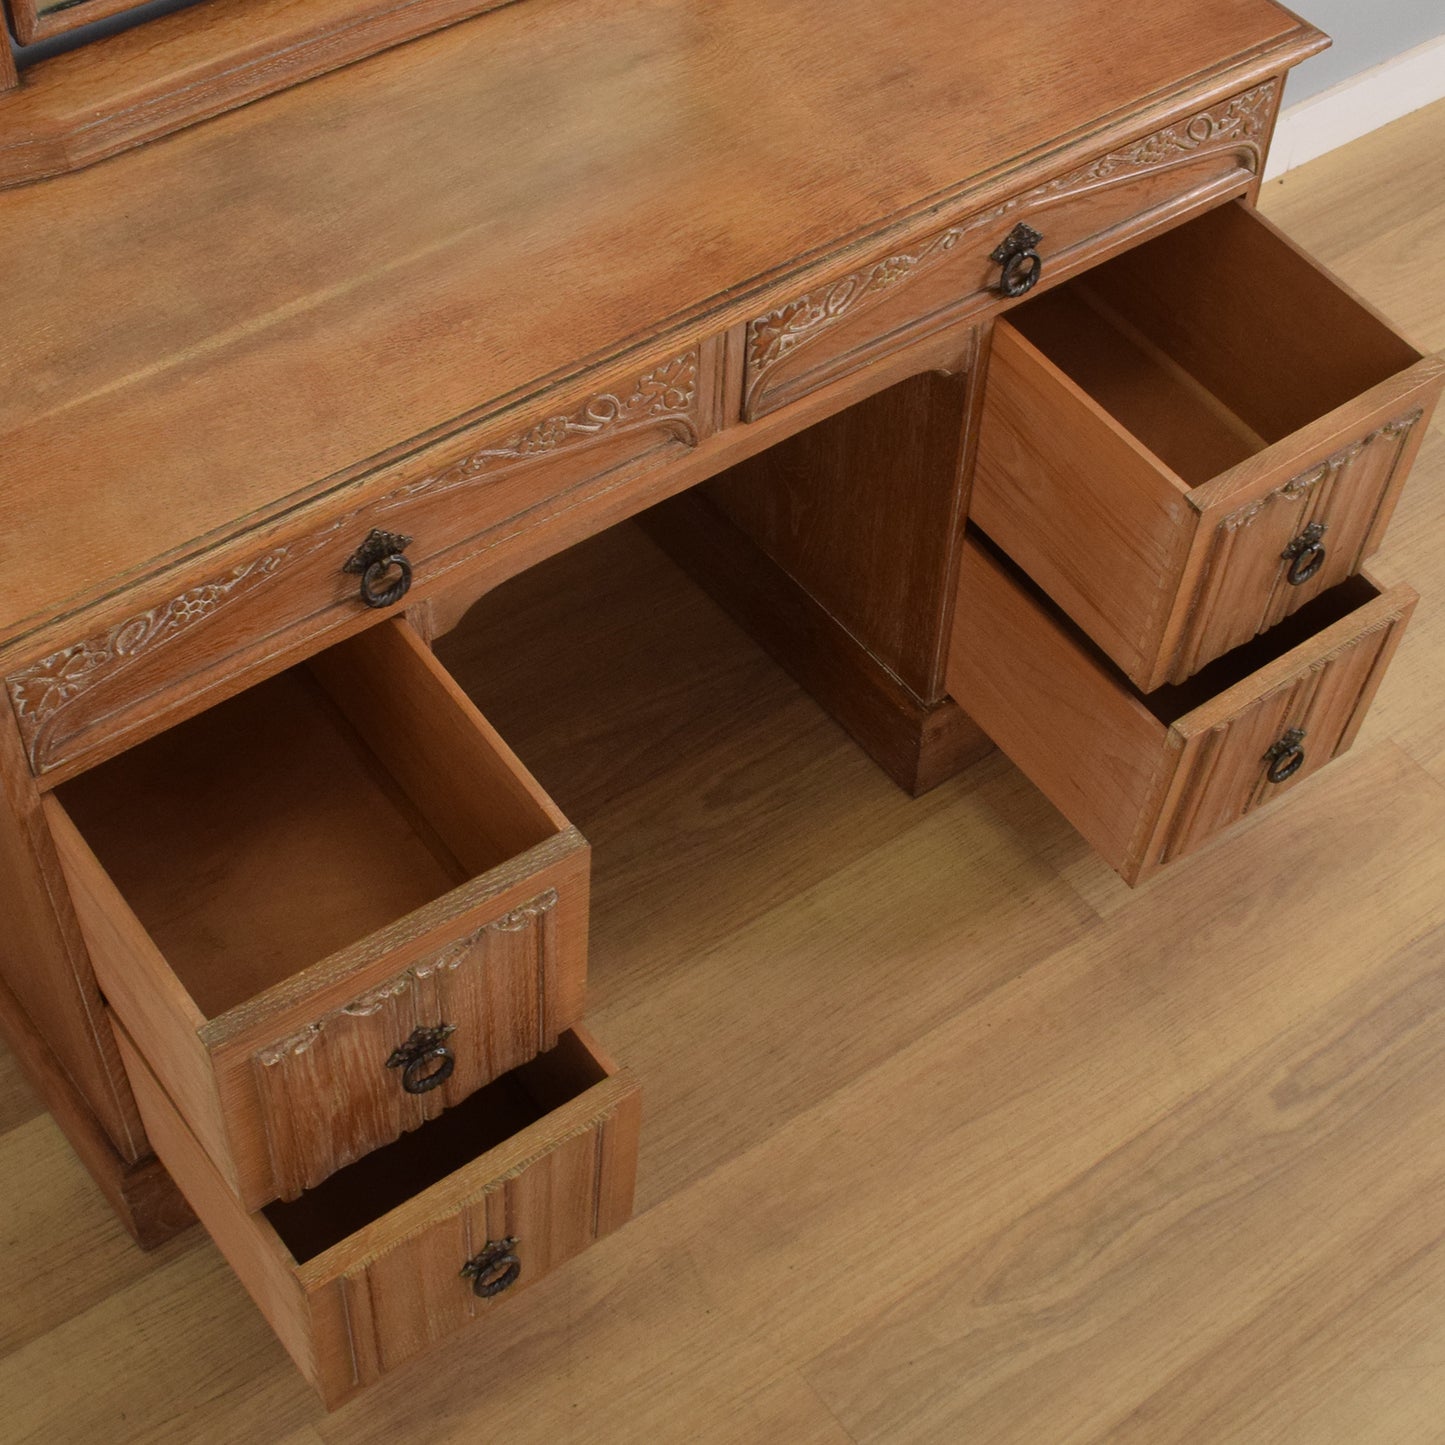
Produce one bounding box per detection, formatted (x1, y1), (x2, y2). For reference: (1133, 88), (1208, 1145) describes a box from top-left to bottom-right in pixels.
(343, 528), (415, 608)
(1263, 726), (1307, 784)
(1281, 521), (1328, 587)
(991, 222), (1044, 298)
(462, 1238), (521, 1298)
(386, 1023), (456, 1094)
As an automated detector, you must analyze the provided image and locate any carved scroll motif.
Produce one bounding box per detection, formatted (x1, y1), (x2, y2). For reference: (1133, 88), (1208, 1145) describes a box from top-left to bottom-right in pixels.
(744, 82), (1278, 414)
(7, 546), (303, 774)
(6, 350), (699, 776)
(382, 350), (701, 506)
(1212, 407), (1426, 538)
(254, 888), (559, 1065)
(251, 885), (561, 1198)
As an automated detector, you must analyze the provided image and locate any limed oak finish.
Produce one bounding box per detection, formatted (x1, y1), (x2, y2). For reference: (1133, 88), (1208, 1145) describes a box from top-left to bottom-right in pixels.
(0, 0), (1437, 1413)
(48, 618), (589, 1209)
(948, 537), (1418, 884)
(970, 203), (1443, 689)
(117, 1023), (641, 1409)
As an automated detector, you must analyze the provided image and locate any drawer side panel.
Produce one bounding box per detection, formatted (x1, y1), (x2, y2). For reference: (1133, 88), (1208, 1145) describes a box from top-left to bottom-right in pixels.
(946, 536), (1169, 874)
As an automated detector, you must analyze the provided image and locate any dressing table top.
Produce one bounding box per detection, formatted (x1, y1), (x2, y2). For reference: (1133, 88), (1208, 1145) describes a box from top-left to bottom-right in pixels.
(0, 0), (1322, 647)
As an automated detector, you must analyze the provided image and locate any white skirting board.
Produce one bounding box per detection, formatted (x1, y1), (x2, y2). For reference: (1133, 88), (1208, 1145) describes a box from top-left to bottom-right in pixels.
(1265, 33), (1445, 180)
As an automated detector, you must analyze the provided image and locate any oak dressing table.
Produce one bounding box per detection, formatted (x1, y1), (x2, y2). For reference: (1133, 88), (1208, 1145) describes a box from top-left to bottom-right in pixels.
(1, 0), (1439, 1408)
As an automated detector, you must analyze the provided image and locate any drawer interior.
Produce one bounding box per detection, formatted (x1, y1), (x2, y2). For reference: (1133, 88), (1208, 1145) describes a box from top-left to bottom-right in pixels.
(262, 1031), (612, 1263)
(1138, 572), (1385, 721)
(1007, 201), (1421, 486)
(54, 622), (564, 1021)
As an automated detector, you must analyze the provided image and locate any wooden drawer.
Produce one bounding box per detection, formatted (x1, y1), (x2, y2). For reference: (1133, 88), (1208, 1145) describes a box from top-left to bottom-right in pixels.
(970, 202), (1444, 691)
(6, 345), (713, 784)
(117, 1022), (640, 1410)
(46, 618), (589, 1210)
(741, 83), (1280, 420)
(947, 534), (1417, 886)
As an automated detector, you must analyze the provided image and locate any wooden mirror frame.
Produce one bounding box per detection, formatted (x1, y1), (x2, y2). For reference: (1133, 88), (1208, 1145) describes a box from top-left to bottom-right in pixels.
(0, 0), (517, 184)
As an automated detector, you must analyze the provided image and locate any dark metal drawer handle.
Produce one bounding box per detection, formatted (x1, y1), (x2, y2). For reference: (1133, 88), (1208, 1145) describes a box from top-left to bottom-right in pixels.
(386, 1023), (456, 1094)
(991, 222), (1044, 298)
(1281, 521), (1328, 587)
(1263, 727), (1306, 784)
(462, 1238), (521, 1298)
(344, 528), (414, 608)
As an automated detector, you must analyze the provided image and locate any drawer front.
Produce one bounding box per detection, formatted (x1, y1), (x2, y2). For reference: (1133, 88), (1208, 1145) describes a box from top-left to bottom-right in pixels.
(948, 535), (1417, 884)
(6, 346), (714, 784)
(329, 1087), (629, 1390)
(117, 1025), (641, 1410)
(741, 82), (1278, 420)
(1169, 401), (1433, 682)
(244, 876), (581, 1203)
(1147, 582), (1418, 869)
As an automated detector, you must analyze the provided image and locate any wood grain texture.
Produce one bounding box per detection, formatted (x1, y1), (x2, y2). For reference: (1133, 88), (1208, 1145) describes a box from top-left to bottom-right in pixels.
(4, 343), (718, 785)
(0, 0), (518, 154)
(971, 202), (1443, 690)
(970, 317), (1198, 685)
(119, 1023), (640, 1410)
(2, 37), (1443, 1445)
(4, 110), (1445, 1418)
(48, 620), (590, 1209)
(0, 655), (146, 1162)
(742, 82), (1279, 419)
(948, 535), (1417, 883)
(640, 486), (992, 795)
(704, 362), (975, 704)
(0, 0), (1321, 656)
(0, 963), (190, 1250)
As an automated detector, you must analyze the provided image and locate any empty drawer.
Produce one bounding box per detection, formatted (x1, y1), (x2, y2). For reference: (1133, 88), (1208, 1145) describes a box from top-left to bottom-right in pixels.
(117, 1023), (640, 1409)
(47, 619), (589, 1209)
(948, 533), (1416, 885)
(970, 201), (1443, 690)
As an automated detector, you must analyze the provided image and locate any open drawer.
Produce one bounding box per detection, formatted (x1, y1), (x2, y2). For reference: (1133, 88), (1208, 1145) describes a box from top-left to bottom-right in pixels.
(969, 201), (1443, 691)
(117, 1022), (640, 1409)
(948, 533), (1417, 885)
(46, 619), (589, 1209)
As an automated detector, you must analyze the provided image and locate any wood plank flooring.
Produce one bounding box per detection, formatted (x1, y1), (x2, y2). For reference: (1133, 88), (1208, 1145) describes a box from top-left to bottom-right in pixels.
(5, 100), (1445, 1443)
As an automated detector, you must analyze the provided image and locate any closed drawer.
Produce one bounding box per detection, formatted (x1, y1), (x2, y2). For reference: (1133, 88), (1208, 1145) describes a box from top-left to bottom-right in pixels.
(970, 201), (1444, 690)
(6, 345), (713, 784)
(117, 1022), (640, 1409)
(948, 534), (1417, 885)
(742, 83), (1280, 420)
(47, 618), (588, 1209)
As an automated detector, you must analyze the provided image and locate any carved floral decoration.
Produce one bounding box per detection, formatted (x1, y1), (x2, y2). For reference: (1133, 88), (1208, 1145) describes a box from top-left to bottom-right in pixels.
(744, 82), (1278, 413)
(6, 351), (700, 774)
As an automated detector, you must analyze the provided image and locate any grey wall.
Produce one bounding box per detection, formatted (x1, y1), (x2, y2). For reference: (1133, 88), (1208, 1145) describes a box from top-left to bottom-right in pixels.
(1285, 0), (1445, 101)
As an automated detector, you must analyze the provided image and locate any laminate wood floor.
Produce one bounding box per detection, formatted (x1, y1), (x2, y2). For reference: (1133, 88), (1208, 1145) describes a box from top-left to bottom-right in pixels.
(5, 101), (1445, 1445)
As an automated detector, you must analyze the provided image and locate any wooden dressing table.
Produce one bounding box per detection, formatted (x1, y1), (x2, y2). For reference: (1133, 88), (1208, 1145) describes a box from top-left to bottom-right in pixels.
(1, 0), (1439, 1408)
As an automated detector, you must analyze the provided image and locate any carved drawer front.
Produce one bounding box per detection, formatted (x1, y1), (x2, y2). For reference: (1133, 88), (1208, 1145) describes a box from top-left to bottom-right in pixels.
(948, 534), (1416, 886)
(47, 617), (589, 1210)
(119, 1023), (639, 1410)
(742, 83), (1279, 420)
(7, 343), (718, 785)
(971, 201), (1444, 691)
